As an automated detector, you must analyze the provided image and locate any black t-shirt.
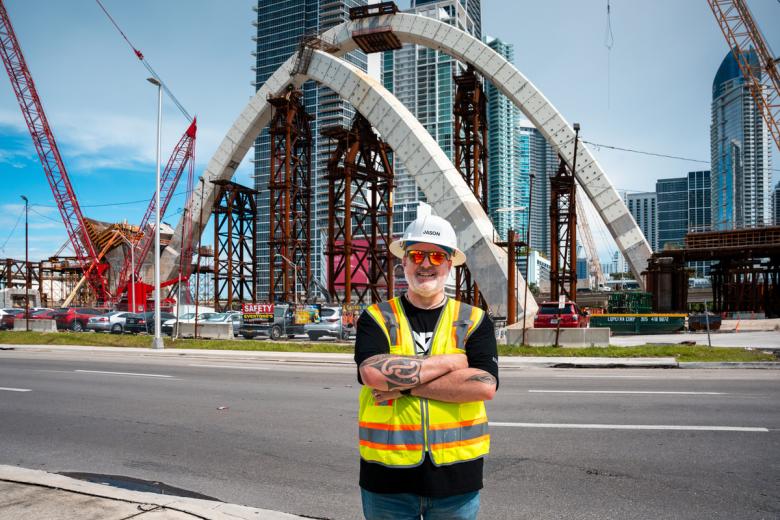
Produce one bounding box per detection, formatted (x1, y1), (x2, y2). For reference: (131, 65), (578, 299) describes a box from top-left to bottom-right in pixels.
(354, 294), (498, 497)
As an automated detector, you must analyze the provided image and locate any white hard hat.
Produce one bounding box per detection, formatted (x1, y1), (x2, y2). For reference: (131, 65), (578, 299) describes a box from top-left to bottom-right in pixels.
(389, 212), (466, 266)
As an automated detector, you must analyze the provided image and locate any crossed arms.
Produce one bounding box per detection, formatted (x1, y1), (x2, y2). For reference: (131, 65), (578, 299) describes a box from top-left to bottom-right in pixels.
(359, 353), (497, 404)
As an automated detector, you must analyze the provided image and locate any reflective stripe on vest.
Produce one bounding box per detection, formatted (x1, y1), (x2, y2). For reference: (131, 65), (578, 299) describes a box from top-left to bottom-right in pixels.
(360, 296), (489, 467)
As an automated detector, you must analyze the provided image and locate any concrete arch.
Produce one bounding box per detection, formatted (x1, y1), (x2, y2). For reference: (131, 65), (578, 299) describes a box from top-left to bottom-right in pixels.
(161, 47), (531, 317)
(163, 11), (653, 314)
(320, 13), (652, 286)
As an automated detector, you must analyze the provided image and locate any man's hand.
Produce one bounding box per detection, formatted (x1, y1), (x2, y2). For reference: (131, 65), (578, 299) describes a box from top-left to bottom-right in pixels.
(359, 353), (467, 391)
(371, 389), (402, 404)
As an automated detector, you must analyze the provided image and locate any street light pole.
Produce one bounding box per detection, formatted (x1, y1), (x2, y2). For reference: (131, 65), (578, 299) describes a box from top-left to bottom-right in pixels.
(21, 195), (29, 331)
(148, 77), (164, 350)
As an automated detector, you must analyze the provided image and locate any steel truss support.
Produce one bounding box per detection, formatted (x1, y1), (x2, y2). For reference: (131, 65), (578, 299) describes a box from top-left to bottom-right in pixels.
(549, 157), (577, 303)
(711, 257), (780, 318)
(452, 65), (488, 307)
(324, 113), (394, 304)
(212, 180), (257, 312)
(267, 86), (312, 303)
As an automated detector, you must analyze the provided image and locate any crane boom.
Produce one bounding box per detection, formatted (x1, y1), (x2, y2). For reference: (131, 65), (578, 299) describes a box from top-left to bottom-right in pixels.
(0, 0), (110, 301)
(707, 0), (780, 151)
(115, 119), (196, 300)
(575, 190), (606, 289)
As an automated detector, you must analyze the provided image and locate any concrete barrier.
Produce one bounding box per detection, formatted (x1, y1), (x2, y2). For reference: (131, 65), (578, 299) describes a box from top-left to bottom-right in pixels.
(13, 319), (57, 333)
(507, 327), (611, 347)
(174, 322), (233, 340)
(721, 319), (780, 332)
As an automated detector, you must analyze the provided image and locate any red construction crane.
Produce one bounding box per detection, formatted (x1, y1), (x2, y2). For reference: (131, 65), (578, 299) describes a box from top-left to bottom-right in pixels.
(707, 0), (780, 151)
(115, 119), (197, 308)
(0, 0), (110, 302)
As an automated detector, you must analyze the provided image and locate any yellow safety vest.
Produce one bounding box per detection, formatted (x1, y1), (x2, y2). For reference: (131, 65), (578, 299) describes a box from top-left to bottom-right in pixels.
(358, 296), (489, 468)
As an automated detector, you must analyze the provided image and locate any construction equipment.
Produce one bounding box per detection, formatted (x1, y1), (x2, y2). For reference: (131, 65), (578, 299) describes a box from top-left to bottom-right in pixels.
(0, 0), (110, 302)
(114, 119), (197, 305)
(575, 191), (607, 289)
(94, 0), (198, 308)
(707, 0), (780, 151)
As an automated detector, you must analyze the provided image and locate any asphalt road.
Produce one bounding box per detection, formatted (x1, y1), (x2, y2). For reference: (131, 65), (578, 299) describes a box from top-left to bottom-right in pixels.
(1, 349), (778, 519)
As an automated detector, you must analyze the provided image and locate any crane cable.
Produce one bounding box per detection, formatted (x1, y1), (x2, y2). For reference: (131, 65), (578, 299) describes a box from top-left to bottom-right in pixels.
(95, 0), (192, 122)
(604, 0), (614, 110)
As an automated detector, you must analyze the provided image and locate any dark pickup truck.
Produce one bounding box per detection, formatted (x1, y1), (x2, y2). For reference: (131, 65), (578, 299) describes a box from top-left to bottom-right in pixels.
(240, 304), (305, 340)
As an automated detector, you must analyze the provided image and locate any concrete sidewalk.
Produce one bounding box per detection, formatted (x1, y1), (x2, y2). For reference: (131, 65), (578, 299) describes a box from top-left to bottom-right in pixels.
(0, 465), (304, 519)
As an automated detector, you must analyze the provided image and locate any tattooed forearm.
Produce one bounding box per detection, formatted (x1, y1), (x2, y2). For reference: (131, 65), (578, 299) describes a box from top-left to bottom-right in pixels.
(363, 354), (423, 389)
(466, 372), (497, 386)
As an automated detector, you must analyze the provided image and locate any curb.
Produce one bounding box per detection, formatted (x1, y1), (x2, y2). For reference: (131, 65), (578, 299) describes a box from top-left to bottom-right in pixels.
(5, 344), (779, 369)
(3, 345), (683, 369)
(0, 465), (305, 519)
(498, 357), (679, 369)
(679, 361), (780, 369)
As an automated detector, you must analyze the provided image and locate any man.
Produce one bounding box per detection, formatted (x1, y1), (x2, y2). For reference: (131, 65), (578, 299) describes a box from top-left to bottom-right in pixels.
(354, 210), (498, 520)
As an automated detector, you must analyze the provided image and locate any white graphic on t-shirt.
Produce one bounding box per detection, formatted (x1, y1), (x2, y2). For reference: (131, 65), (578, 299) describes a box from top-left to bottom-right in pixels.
(413, 331), (433, 356)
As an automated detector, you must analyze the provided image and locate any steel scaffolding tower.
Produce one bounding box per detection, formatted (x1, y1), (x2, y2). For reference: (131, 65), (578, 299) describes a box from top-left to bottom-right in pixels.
(267, 86), (313, 303)
(212, 180), (257, 311)
(452, 66), (488, 307)
(324, 113), (394, 304)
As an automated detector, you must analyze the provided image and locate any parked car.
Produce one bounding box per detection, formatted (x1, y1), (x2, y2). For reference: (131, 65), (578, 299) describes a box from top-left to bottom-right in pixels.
(0, 308), (24, 329)
(202, 312), (243, 336)
(0, 308), (35, 329)
(52, 307), (107, 332)
(162, 312), (219, 336)
(240, 304), (306, 340)
(533, 301), (590, 329)
(30, 308), (57, 320)
(124, 311), (177, 334)
(304, 306), (348, 341)
(86, 311), (135, 334)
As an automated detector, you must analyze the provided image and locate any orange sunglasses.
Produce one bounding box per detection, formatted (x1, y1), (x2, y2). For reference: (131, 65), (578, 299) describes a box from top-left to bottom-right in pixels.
(405, 250), (451, 266)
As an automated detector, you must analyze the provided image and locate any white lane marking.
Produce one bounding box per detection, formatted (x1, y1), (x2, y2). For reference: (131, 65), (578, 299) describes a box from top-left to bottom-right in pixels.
(529, 390), (724, 395)
(0, 386), (31, 392)
(189, 364), (270, 370)
(552, 375), (656, 379)
(74, 370), (173, 378)
(491, 422), (768, 432)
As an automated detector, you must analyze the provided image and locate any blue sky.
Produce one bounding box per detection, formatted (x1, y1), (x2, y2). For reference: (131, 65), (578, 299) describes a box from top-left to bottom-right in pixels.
(0, 0), (778, 263)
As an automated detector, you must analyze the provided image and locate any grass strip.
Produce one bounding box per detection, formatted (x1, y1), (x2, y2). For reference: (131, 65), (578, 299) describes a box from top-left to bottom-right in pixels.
(499, 344), (775, 362)
(0, 331), (774, 362)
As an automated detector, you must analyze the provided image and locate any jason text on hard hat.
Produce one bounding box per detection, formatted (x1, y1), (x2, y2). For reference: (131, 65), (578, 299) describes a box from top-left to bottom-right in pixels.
(389, 213), (466, 266)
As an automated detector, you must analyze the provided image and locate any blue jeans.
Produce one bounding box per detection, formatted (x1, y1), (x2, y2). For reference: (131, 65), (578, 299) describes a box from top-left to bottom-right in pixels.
(361, 489), (480, 520)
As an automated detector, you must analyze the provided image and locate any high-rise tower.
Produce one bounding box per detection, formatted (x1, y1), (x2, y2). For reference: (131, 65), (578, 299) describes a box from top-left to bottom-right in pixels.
(382, 0), (481, 233)
(253, 1), (366, 298)
(625, 192), (658, 252)
(710, 50), (772, 230)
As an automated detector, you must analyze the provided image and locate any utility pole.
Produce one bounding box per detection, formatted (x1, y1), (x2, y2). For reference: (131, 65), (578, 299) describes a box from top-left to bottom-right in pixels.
(522, 173), (535, 346)
(21, 195), (29, 331)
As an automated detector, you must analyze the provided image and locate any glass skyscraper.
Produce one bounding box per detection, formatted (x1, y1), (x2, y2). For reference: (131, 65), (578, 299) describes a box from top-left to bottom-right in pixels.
(485, 36), (525, 242)
(774, 181), (780, 226)
(382, 0), (481, 234)
(253, 0), (366, 298)
(625, 192), (658, 252)
(656, 177), (688, 250)
(688, 170), (711, 233)
(710, 50), (772, 230)
(528, 127), (559, 258)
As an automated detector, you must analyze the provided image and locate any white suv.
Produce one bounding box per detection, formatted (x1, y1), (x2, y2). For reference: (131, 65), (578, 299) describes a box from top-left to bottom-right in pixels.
(304, 306), (349, 341)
